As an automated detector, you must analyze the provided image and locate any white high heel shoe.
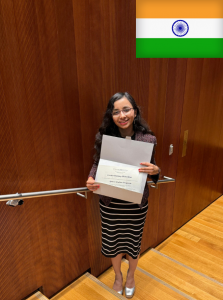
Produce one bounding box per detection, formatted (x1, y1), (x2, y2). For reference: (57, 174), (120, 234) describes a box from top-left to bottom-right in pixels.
(125, 269), (135, 298)
(114, 272), (123, 295)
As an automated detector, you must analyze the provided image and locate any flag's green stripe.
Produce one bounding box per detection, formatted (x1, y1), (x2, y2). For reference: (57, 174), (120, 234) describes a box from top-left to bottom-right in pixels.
(136, 38), (223, 58)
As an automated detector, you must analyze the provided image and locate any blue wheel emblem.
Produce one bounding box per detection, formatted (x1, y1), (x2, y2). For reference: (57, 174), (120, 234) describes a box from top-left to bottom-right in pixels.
(172, 20), (189, 37)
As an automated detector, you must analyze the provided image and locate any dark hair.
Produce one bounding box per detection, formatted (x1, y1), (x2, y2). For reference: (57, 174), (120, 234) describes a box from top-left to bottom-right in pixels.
(93, 92), (154, 161)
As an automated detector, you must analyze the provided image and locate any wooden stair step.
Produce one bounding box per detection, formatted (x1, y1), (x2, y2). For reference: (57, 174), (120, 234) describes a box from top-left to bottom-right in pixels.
(156, 232), (223, 282)
(98, 258), (190, 299)
(156, 198), (223, 283)
(138, 248), (223, 300)
(27, 291), (49, 300)
(51, 272), (126, 300)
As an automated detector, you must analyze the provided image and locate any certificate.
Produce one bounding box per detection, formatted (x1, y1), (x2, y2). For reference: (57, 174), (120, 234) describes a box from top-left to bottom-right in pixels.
(97, 164), (140, 192)
(94, 135), (154, 204)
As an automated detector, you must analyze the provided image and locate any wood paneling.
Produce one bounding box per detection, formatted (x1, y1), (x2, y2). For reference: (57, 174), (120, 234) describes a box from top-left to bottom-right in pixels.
(0, 1), (88, 299)
(172, 59), (223, 231)
(156, 59), (187, 245)
(141, 59), (169, 251)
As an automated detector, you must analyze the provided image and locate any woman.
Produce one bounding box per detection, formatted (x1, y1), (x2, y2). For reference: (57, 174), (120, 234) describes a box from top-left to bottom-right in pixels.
(86, 92), (160, 298)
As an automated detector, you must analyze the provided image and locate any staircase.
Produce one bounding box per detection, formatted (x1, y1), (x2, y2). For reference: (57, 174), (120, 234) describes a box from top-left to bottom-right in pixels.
(27, 196), (223, 299)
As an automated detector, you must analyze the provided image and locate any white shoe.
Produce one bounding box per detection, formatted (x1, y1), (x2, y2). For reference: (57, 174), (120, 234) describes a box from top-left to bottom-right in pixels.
(117, 289), (123, 295)
(113, 271), (123, 295)
(125, 286), (135, 298)
(125, 269), (135, 298)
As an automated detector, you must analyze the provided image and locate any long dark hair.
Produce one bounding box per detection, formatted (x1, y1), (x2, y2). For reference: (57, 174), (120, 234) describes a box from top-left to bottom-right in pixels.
(93, 92), (154, 161)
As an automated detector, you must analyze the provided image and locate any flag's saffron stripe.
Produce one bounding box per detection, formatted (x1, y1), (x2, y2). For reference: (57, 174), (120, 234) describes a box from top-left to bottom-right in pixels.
(136, 38), (223, 58)
(136, 0), (223, 18)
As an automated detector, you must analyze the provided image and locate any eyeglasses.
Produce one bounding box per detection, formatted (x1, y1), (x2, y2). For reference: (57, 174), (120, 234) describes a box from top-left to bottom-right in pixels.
(112, 107), (134, 116)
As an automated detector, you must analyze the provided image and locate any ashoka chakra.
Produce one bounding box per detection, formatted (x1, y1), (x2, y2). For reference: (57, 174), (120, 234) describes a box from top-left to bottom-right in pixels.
(172, 20), (189, 37)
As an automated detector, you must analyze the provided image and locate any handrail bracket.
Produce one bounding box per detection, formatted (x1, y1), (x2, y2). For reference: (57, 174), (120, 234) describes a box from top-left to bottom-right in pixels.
(77, 192), (87, 199)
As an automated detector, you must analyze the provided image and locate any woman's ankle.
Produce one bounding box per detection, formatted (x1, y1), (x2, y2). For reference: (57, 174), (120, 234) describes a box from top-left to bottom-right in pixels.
(127, 269), (134, 278)
(126, 271), (135, 288)
(115, 271), (122, 279)
(113, 271), (123, 291)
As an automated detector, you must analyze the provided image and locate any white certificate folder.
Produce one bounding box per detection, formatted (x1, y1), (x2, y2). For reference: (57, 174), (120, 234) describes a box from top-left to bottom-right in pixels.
(94, 135), (154, 204)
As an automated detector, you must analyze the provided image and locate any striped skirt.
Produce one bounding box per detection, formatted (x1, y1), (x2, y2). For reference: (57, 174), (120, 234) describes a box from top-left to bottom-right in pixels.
(99, 198), (148, 259)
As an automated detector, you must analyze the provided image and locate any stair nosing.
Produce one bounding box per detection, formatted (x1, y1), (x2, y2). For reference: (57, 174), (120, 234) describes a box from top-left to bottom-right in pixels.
(122, 258), (196, 300)
(152, 248), (223, 288)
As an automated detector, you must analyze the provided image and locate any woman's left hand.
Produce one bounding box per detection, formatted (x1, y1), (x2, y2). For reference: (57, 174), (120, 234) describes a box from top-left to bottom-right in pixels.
(139, 162), (160, 175)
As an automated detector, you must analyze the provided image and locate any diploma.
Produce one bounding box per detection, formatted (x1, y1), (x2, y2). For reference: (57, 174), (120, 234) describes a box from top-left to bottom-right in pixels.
(94, 135), (154, 204)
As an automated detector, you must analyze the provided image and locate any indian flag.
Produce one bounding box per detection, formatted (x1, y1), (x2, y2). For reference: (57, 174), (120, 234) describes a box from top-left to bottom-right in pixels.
(136, 0), (223, 58)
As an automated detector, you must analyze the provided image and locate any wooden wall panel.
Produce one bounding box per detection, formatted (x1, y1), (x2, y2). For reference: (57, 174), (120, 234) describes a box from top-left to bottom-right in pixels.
(0, 1), (89, 299)
(155, 59), (187, 244)
(72, 0), (114, 277)
(215, 120), (223, 195)
(141, 59), (168, 251)
(172, 59), (223, 231)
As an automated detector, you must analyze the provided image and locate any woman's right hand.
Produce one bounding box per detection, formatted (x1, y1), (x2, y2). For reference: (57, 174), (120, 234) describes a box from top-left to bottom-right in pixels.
(86, 177), (100, 191)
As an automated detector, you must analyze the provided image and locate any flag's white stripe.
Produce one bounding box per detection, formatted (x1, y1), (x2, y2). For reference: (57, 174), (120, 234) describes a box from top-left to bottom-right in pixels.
(136, 18), (223, 38)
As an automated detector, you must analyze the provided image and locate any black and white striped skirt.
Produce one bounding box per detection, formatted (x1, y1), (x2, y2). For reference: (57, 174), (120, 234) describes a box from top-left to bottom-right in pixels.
(99, 198), (148, 259)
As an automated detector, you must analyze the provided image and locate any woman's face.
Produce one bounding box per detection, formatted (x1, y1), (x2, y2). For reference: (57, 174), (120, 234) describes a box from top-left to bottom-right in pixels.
(112, 97), (136, 130)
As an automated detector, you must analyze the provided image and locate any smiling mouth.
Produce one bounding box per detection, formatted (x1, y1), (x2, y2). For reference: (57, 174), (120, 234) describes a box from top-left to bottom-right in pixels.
(119, 120), (128, 125)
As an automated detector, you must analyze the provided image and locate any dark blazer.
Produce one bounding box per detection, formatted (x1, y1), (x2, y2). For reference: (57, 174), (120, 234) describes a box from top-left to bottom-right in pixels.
(88, 131), (160, 209)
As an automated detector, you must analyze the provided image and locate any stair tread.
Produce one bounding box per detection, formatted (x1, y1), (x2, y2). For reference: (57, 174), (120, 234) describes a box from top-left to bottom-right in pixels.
(98, 259), (189, 300)
(138, 249), (223, 300)
(51, 272), (126, 300)
(156, 197), (223, 284)
(27, 291), (49, 300)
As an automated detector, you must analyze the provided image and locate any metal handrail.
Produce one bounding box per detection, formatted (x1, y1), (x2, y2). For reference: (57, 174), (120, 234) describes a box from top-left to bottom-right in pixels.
(0, 176), (175, 206)
(149, 176), (175, 189)
(151, 176), (175, 184)
(0, 187), (89, 202)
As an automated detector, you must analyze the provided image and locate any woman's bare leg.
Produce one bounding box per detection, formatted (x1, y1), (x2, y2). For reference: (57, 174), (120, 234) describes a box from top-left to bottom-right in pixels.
(111, 253), (123, 291)
(126, 254), (140, 288)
